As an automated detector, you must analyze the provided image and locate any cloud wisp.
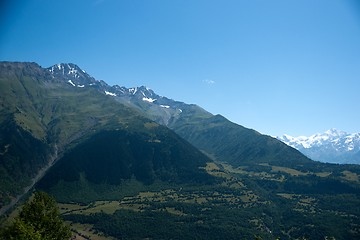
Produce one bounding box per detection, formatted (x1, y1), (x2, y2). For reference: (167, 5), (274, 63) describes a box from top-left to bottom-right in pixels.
(203, 79), (215, 85)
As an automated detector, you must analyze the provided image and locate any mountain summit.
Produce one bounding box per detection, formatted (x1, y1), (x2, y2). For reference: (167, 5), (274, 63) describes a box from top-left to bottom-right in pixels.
(278, 129), (360, 164)
(47, 63), (96, 86)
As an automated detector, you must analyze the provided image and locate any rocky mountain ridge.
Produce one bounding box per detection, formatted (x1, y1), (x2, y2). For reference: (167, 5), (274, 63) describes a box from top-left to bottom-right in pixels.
(47, 63), (189, 125)
(47, 63), (311, 167)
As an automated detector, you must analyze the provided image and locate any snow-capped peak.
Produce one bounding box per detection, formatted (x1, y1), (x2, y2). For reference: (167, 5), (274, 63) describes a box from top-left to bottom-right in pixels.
(277, 129), (360, 164)
(278, 129), (357, 149)
(47, 63), (97, 88)
(48, 63), (88, 78)
(278, 134), (310, 148)
(324, 128), (347, 137)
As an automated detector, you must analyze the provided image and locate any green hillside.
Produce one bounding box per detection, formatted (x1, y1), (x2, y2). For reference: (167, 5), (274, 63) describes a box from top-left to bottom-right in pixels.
(169, 112), (310, 166)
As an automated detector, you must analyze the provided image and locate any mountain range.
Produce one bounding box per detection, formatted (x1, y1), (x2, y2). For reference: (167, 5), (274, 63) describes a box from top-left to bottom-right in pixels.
(47, 63), (312, 167)
(1, 62), (360, 239)
(278, 129), (360, 164)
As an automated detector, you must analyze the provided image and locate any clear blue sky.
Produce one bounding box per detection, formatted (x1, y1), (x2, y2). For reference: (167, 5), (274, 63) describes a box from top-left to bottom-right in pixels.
(1, 0), (359, 137)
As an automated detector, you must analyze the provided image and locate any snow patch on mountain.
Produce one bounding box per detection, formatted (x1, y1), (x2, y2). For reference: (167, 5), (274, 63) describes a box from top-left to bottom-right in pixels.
(68, 80), (76, 87)
(143, 97), (156, 103)
(68, 65), (83, 75)
(105, 91), (117, 96)
(129, 87), (137, 95)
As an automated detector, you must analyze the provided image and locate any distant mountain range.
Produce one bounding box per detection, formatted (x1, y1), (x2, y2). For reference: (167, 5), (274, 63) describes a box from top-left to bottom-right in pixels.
(277, 129), (360, 164)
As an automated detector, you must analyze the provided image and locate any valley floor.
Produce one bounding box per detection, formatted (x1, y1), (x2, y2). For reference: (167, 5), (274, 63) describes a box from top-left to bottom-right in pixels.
(56, 162), (360, 240)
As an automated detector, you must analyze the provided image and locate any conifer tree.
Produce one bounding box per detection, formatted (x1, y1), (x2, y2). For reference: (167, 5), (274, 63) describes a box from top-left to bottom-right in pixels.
(1, 192), (71, 240)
